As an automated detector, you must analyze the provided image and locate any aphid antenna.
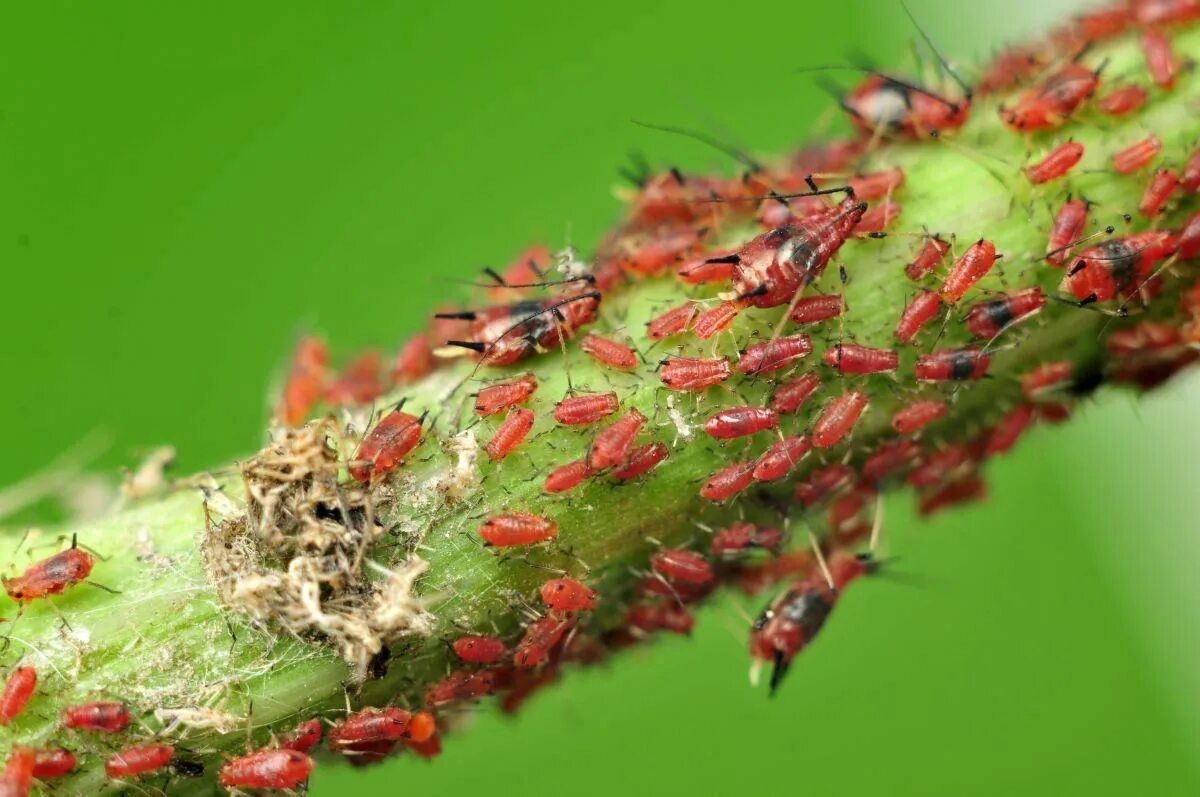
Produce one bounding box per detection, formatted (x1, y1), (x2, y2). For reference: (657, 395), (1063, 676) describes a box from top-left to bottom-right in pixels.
(807, 529), (837, 595)
(464, 271), (596, 290)
(900, 0), (973, 98)
(632, 119), (763, 173)
(1047, 292), (1129, 318)
(701, 181), (854, 205)
(800, 63), (963, 110)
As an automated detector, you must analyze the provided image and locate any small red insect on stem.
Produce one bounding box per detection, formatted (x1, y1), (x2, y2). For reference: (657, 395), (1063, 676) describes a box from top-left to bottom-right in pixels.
(915, 347), (991, 381)
(541, 577), (598, 612)
(474, 374), (538, 416)
(737, 335), (814, 374)
(1024, 140), (1084, 184)
(452, 635), (507, 664)
(692, 301), (742, 339)
(611, 442), (669, 481)
(278, 336), (328, 426)
(553, 392), (619, 426)
(1, 747), (34, 797)
(1112, 134), (1162, 173)
(1000, 62), (1100, 131)
(350, 406), (423, 482)
(30, 748), (76, 780)
(646, 302), (699, 340)
(1138, 169), (1180, 217)
(1096, 84), (1147, 116)
(985, 404), (1037, 455)
(1140, 27), (1179, 88)
(823, 343), (899, 374)
(330, 708), (413, 749)
(895, 290), (943, 344)
(940, 239), (998, 303)
(486, 407), (535, 461)
(892, 399), (947, 433)
(1046, 198), (1090, 266)
(514, 616), (573, 669)
(770, 373), (822, 414)
(218, 749), (313, 791)
(588, 409), (647, 470)
(581, 333), (637, 369)
(279, 720), (323, 754)
(544, 460), (592, 493)
(478, 513), (558, 547)
(61, 702), (131, 733)
(701, 461), (756, 501)
(964, 287), (1046, 338)
(659, 357), (733, 391)
(752, 436), (811, 482)
(703, 407), (779, 440)
(848, 167), (905, 200)
(324, 350), (385, 407)
(812, 391), (869, 448)
(651, 550), (714, 586)
(105, 744), (174, 779)
(905, 236), (950, 281)
(4, 540), (97, 604)
(0, 667), (36, 726)
(788, 294), (845, 325)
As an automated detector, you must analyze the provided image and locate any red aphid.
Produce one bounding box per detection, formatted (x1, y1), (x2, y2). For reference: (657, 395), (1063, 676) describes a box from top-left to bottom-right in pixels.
(625, 602), (695, 636)
(611, 442), (669, 481)
(105, 744), (174, 779)
(407, 711), (438, 744)
(474, 374), (538, 416)
(1061, 230), (1176, 302)
(541, 578), (598, 612)
(730, 198), (866, 308)
(514, 616), (573, 669)
(770, 373), (822, 414)
(788, 294), (845, 325)
(712, 522), (786, 558)
(848, 167), (905, 200)
(700, 461), (756, 501)
(703, 406), (779, 440)
(553, 392), (619, 425)
(1139, 169), (1180, 217)
(892, 399), (947, 433)
(479, 512), (557, 547)
(444, 291), (600, 366)
(278, 336), (328, 426)
(1141, 27), (1179, 88)
(915, 347), (990, 381)
(1133, 0), (1200, 25)
(588, 408), (647, 470)
(1, 748), (33, 797)
(1000, 62), (1099, 131)
(218, 749), (313, 791)
(1096, 84), (1148, 116)
(647, 302), (699, 340)
(621, 227), (703, 276)
(544, 460), (591, 494)
(486, 407), (534, 461)
(425, 670), (498, 707)
(843, 73), (970, 139)
(391, 333), (435, 385)
(692, 301), (741, 339)
(919, 474), (987, 516)
(1022, 362), (1074, 400)
(737, 335), (814, 374)
(853, 200), (901, 234)
(829, 489), (875, 543)
(940, 239), (998, 303)
(330, 707), (412, 749)
(30, 749), (75, 780)
(0, 667), (36, 726)
(908, 444), (972, 488)
(62, 702), (130, 733)
(985, 404), (1037, 455)
(350, 407), (422, 482)
(1112, 135), (1162, 173)
(964, 287), (1045, 338)
(4, 544), (96, 604)
(324, 350), (384, 406)
(862, 439), (923, 483)
(812, 391), (868, 448)
(581, 333), (637, 369)
(279, 720), (323, 754)
(659, 356), (732, 391)
(752, 435), (811, 482)
(1025, 140), (1084, 184)
(1182, 150), (1200, 192)
(823, 343), (899, 374)
(1178, 212), (1200, 260)
(1055, 4), (1133, 46)
(452, 635), (507, 664)
(651, 550), (713, 586)
(894, 290), (942, 344)
(1106, 321), (1182, 358)
(905, 236), (951, 281)
(1046, 198), (1089, 266)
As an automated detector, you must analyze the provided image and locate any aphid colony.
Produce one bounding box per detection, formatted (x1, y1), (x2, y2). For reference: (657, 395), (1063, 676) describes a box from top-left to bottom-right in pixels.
(4, 3), (1200, 792)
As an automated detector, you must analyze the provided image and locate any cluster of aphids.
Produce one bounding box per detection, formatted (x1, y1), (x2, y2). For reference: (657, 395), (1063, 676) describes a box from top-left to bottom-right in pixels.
(4, 2), (1200, 792)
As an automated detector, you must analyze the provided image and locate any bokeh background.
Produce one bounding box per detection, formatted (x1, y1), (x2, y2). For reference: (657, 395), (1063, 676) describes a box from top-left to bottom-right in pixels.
(3, 1), (1199, 794)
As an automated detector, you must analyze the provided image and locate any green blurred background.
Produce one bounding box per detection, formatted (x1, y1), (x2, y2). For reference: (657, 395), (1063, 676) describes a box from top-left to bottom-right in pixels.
(3, 1), (1199, 794)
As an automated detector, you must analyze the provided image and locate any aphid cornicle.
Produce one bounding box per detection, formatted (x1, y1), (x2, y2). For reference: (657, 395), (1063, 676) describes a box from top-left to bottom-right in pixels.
(915, 347), (991, 381)
(474, 374), (538, 416)
(553, 392), (619, 425)
(651, 550), (714, 586)
(659, 356), (733, 391)
(823, 343), (899, 374)
(580, 333), (637, 369)
(611, 442), (669, 481)
(737, 335), (814, 374)
(588, 409), (647, 470)
(218, 749), (313, 790)
(892, 399), (948, 433)
(486, 407), (535, 461)
(895, 290), (942, 343)
(541, 577), (598, 612)
(104, 744), (174, 779)
(703, 407), (779, 440)
(61, 702), (131, 733)
(452, 634), (508, 664)
(479, 512), (558, 547)
(770, 373), (822, 414)
(940, 239), (998, 303)
(1046, 198), (1089, 266)
(964, 287), (1046, 338)
(905, 236), (950, 281)
(0, 667), (36, 726)
(812, 391), (869, 448)
(1025, 140), (1084, 184)
(4, 540), (96, 603)
(350, 406), (423, 482)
